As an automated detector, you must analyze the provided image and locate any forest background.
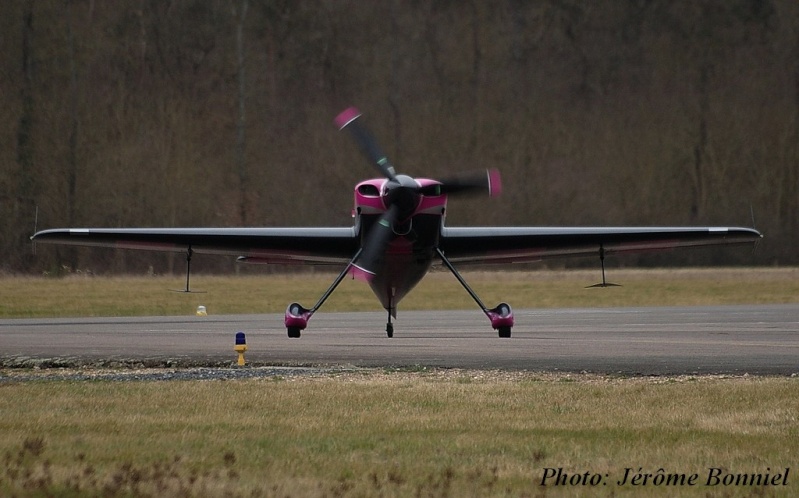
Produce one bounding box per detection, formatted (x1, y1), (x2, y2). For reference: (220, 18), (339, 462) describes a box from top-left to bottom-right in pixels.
(1, 0), (797, 275)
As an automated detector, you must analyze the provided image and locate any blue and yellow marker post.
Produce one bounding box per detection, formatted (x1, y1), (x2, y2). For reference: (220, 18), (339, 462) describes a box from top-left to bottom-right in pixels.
(234, 332), (247, 366)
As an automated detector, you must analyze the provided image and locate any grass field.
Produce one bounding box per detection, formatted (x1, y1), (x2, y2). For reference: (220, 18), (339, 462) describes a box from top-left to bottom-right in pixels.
(2, 267), (797, 318)
(1, 370), (797, 497)
(2, 268), (797, 497)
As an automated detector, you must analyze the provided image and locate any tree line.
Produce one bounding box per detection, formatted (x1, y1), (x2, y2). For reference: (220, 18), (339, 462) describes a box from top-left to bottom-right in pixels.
(1, 0), (796, 274)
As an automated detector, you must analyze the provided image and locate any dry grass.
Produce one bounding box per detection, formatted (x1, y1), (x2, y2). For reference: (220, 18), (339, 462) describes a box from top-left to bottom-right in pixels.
(2, 267), (797, 318)
(1, 370), (797, 497)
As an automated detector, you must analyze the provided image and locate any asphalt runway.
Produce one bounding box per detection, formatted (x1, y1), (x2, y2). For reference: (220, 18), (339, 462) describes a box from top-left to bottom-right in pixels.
(1, 304), (797, 375)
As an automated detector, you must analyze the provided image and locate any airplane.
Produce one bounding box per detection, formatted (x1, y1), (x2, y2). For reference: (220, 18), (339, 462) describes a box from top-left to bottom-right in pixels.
(31, 107), (762, 338)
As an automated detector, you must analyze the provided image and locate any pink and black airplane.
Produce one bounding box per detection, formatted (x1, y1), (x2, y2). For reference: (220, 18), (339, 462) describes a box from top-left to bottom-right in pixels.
(32, 108), (762, 338)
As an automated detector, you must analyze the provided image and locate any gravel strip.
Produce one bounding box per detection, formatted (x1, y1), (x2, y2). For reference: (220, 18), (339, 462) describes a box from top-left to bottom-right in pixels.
(2, 354), (786, 385)
(0, 355), (359, 383)
(0, 366), (343, 383)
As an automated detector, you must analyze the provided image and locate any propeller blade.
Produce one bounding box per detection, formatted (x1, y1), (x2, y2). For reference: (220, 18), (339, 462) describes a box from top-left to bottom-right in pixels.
(335, 107), (397, 181)
(352, 204), (399, 279)
(417, 168), (502, 197)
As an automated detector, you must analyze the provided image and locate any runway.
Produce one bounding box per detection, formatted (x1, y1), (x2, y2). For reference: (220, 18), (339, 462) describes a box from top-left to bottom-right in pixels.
(1, 304), (797, 375)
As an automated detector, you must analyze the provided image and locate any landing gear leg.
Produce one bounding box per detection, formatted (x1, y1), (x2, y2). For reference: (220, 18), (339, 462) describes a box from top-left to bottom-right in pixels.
(385, 294), (395, 338)
(436, 248), (514, 337)
(284, 249), (363, 338)
(184, 246), (193, 292)
(586, 244), (621, 288)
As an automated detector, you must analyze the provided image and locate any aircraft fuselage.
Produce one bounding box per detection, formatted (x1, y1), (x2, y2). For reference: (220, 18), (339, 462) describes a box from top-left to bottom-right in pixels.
(353, 178), (447, 314)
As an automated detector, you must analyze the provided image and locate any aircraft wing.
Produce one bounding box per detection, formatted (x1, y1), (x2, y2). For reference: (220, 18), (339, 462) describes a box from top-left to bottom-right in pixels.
(438, 226), (762, 264)
(31, 227), (359, 265)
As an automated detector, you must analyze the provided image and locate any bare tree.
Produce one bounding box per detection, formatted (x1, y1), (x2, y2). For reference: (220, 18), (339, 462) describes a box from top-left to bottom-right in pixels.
(10, 0), (37, 270)
(3, 0), (797, 271)
(236, 0), (249, 225)
(65, 0), (79, 228)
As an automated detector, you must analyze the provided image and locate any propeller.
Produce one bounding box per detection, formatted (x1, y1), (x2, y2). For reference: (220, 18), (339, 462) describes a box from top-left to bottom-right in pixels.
(335, 107), (501, 194)
(335, 107), (501, 277)
(335, 107), (397, 181)
(417, 168), (502, 197)
(351, 204), (399, 279)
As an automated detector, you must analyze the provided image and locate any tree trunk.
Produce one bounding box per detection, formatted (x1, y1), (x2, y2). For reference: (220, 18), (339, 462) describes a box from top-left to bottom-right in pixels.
(236, 0), (248, 225)
(691, 59), (710, 221)
(13, 1), (36, 268)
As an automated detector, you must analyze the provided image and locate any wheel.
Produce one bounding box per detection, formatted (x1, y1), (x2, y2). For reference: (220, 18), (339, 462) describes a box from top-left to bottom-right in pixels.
(386, 323), (394, 338)
(497, 326), (511, 338)
(287, 327), (301, 338)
